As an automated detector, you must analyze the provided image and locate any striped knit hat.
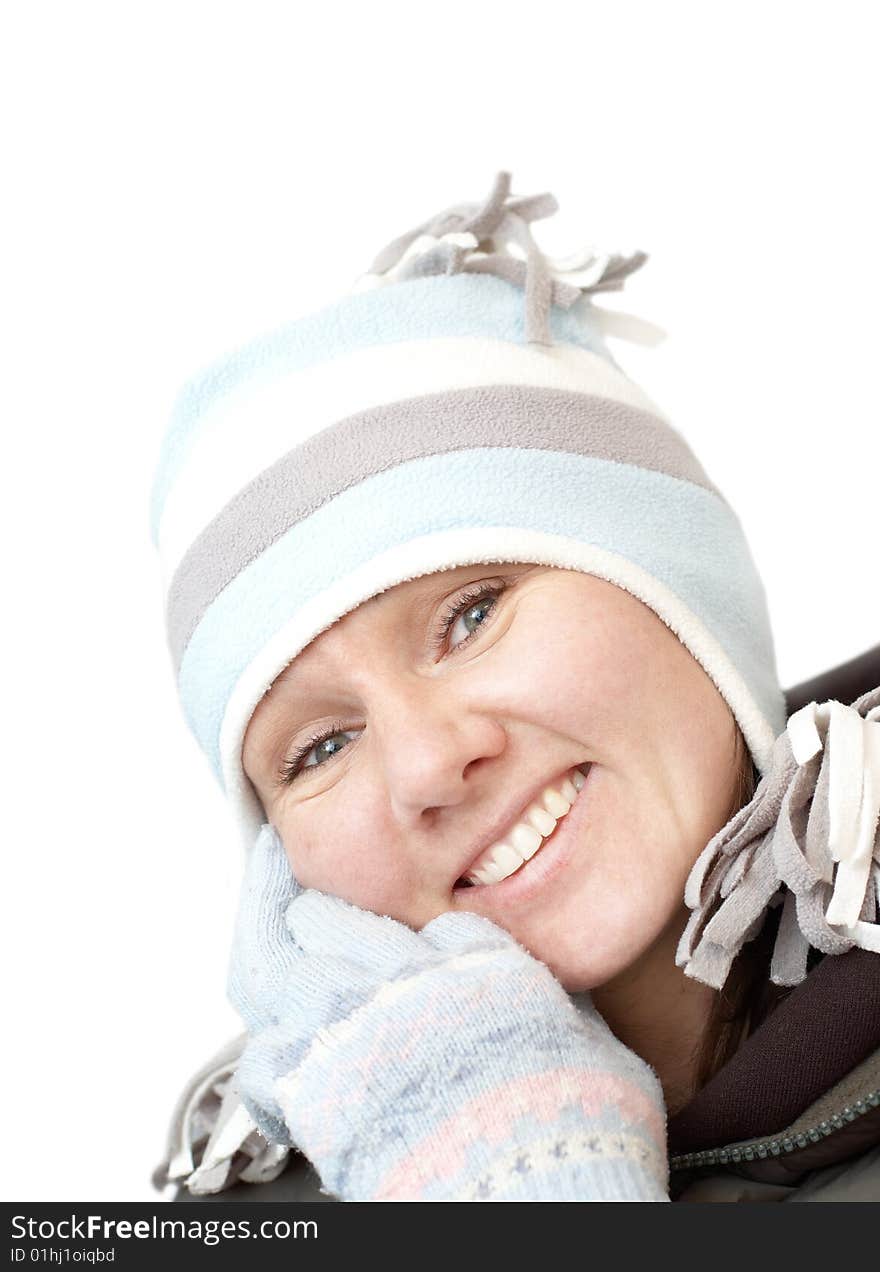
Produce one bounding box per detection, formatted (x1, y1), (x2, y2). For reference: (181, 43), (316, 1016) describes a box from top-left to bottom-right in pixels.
(150, 170), (787, 855)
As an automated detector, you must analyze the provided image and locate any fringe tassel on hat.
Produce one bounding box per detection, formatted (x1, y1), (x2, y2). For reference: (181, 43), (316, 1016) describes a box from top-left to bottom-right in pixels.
(152, 1033), (290, 1197)
(352, 169), (659, 348)
(676, 686), (880, 990)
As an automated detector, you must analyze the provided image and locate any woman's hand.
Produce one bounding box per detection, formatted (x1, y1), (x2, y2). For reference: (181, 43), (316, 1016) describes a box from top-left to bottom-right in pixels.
(228, 849), (669, 1201)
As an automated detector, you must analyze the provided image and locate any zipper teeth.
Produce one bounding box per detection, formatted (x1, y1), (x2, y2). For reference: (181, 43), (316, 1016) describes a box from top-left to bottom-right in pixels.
(669, 1088), (880, 1173)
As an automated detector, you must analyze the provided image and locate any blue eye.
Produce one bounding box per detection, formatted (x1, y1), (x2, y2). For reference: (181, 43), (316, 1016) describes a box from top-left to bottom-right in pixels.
(447, 592), (495, 646)
(278, 720), (357, 786)
(434, 580), (508, 653)
(302, 731), (356, 768)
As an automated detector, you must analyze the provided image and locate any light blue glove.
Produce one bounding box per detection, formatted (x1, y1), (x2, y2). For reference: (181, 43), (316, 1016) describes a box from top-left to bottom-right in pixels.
(226, 822), (305, 1145)
(228, 847), (670, 1201)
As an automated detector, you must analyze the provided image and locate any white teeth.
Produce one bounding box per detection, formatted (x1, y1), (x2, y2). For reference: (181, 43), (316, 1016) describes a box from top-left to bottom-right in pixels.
(462, 766), (588, 886)
(510, 823), (543, 859)
(488, 842), (523, 877)
(525, 803), (557, 836)
(542, 787), (571, 819)
(470, 862), (500, 885)
(470, 852), (505, 885)
(559, 776), (579, 804)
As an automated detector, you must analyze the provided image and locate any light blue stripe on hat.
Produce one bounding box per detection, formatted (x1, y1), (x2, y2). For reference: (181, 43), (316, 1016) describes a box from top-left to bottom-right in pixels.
(177, 448), (786, 783)
(150, 274), (612, 545)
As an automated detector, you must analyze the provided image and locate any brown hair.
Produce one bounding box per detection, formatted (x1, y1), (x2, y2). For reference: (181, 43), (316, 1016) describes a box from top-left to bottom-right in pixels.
(689, 727), (792, 1091)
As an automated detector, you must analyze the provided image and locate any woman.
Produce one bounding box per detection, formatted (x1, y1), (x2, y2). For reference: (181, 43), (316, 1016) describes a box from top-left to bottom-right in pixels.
(151, 172), (880, 1202)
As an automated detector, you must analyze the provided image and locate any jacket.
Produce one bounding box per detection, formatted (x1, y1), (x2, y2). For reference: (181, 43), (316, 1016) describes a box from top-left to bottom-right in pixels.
(667, 946), (880, 1201)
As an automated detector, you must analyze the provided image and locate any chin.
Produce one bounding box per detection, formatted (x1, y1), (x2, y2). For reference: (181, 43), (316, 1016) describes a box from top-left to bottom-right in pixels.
(539, 900), (691, 997)
(526, 942), (633, 994)
(524, 915), (667, 994)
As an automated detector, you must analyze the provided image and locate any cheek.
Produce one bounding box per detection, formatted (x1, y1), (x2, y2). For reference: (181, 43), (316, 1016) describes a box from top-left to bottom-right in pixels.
(496, 766), (709, 992)
(279, 793), (412, 917)
(512, 821), (693, 991)
(497, 605), (632, 744)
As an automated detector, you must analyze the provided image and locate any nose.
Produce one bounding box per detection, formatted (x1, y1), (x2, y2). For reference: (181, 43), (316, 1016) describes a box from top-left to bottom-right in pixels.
(369, 677), (508, 827)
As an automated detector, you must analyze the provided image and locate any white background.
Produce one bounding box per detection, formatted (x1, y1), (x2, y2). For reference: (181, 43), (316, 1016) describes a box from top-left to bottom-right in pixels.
(3, 1), (877, 1202)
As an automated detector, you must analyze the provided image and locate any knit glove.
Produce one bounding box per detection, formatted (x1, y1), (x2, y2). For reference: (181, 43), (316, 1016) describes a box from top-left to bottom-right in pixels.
(228, 829), (669, 1202)
(226, 822), (305, 1147)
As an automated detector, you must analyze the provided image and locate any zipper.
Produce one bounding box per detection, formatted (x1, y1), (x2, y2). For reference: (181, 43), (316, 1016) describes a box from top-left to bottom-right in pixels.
(668, 1088), (880, 1174)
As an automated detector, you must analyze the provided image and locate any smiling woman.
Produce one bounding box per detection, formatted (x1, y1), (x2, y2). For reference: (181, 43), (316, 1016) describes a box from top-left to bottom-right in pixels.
(150, 172), (880, 1203)
(241, 564), (743, 1013)
(236, 558), (755, 1131)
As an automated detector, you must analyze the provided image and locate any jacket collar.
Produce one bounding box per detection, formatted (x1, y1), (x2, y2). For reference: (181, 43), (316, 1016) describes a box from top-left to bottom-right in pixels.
(668, 948), (880, 1156)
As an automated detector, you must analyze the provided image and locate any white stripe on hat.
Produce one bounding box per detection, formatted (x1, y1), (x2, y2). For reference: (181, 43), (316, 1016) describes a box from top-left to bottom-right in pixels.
(157, 336), (668, 593)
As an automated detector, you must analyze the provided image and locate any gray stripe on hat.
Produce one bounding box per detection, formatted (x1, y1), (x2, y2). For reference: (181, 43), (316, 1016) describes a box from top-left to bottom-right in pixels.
(167, 384), (720, 671)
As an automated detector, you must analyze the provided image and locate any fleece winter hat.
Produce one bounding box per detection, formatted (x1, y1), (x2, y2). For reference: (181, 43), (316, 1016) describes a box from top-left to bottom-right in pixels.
(150, 170), (787, 853)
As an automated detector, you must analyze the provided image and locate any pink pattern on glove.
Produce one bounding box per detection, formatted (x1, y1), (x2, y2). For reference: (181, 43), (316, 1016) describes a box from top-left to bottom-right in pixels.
(373, 1066), (666, 1199)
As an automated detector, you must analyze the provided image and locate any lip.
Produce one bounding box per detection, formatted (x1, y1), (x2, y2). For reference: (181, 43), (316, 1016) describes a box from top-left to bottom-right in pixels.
(451, 762), (595, 909)
(451, 762), (592, 891)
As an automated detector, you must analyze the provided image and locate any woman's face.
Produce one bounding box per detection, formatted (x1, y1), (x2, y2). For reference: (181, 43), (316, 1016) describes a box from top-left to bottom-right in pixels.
(242, 563), (741, 991)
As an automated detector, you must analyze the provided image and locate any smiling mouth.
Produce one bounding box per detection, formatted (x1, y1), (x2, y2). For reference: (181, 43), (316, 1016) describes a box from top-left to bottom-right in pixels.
(453, 764), (590, 889)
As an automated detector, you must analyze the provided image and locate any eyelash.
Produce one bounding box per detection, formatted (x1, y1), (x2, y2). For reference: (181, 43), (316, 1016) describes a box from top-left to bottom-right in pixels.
(277, 714), (351, 788)
(276, 579), (509, 787)
(431, 578), (508, 656)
